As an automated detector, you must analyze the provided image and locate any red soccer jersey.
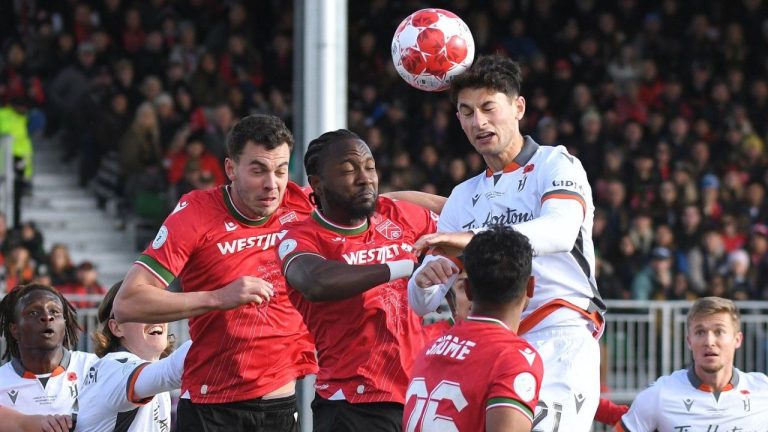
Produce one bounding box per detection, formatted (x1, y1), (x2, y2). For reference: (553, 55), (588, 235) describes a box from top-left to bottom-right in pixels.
(137, 183), (318, 403)
(278, 197), (438, 404)
(403, 317), (544, 431)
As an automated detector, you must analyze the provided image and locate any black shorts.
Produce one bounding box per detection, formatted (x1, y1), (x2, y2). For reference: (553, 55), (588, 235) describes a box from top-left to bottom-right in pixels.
(176, 395), (298, 432)
(312, 394), (403, 432)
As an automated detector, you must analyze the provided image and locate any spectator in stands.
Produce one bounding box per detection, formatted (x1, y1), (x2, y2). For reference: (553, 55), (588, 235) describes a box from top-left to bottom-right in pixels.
(4, 245), (36, 292)
(203, 103), (235, 164)
(631, 246), (674, 300)
(189, 51), (228, 107)
(167, 132), (226, 198)
(119, 101), (163, 177)
(726, 249), (753, 300)
(13, 221), (45, 266)
(0, 212), (10, 264)
(748, 224), (768, 298)
(45, 244), (76, 288)
(58, 261), (105, 308)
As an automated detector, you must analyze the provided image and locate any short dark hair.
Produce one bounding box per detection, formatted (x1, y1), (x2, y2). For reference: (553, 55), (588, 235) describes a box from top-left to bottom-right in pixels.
(226, 114), (294, 161)
(304, 129), (361, 177)
(0, 284), (81, 360)
(449, 54), (523, 104)
(463, 226), (532, 304)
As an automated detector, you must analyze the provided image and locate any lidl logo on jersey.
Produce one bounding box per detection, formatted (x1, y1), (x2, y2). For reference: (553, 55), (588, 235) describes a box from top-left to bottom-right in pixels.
(342, 244), (405, 264)
(376, 219), (402, 240)
(216, 230), (288, 255)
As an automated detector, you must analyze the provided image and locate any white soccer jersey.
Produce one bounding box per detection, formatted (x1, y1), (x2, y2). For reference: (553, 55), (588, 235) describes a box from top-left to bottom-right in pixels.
(620, 367), (768, 432)
(0, 350), (98, 415)
(75, 346), (187, 432)
(438, 137), (604, 331)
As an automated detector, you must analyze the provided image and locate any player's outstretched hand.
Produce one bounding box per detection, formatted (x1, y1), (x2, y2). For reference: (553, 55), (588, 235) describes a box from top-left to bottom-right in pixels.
(23, 414), (72, 432)
(214, 276), (276, 310)
(414, 258), (458, 288)
(413, 232), (474, 255)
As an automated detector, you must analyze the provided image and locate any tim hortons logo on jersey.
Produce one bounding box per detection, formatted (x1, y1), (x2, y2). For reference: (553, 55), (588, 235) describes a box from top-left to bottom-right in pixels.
(376, 219), (402, 240)
(342, 244), (405, 264)
(425, 334), (476, 360)
(461, 209), (534, 230)
(216, 230), (288, 255)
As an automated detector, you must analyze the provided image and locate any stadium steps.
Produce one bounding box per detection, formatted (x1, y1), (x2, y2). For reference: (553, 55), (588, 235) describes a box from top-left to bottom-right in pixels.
(20, 137), (138, 287)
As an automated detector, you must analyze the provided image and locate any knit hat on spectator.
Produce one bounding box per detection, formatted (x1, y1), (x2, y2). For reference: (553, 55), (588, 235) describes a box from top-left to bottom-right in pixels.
(700, 174), (720, 190)
(752, 224), (768, 238)
(651, 247), (672, 260)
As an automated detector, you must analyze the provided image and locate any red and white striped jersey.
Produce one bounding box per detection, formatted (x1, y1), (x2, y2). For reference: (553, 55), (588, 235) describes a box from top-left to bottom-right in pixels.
(138, 183), (317, 403)
(279, 197), (437, 404)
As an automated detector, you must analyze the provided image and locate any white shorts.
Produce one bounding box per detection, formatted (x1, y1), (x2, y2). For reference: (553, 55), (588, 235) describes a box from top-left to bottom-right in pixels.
(523, 324), (600, 432)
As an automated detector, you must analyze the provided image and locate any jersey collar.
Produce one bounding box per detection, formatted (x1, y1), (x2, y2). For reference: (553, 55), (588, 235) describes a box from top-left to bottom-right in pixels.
(484, 135), (540, 177)
(466, 315), (510, 330)
(11, 349), (72, 379)
(222, 185), (271, 226)
(687, 365), (739, 399)
(311, 209), (369, 236)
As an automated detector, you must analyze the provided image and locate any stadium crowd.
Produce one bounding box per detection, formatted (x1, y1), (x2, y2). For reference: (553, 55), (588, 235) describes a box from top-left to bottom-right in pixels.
(0, 0), (767, 303)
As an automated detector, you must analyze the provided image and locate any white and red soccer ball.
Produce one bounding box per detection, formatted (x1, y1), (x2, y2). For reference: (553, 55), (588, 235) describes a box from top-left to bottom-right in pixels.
(391, 8), (475, 92)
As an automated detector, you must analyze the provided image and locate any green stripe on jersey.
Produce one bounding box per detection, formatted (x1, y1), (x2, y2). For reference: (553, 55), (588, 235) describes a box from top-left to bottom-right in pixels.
(136, 255), (176, 286)
(310, 211), (368, 235)
(222, 187), (270, 226)
(487, 397), (532, 417)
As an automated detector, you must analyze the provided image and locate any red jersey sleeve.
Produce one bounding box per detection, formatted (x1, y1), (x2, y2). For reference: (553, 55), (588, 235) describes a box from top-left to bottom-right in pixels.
(277, 222), (325, 275)
(136, 193), (206, 286)
(486, 341), (544, 422)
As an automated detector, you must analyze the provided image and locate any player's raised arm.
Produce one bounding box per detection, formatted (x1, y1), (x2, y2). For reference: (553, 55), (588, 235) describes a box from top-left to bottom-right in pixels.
(382, 191), (447, 215)
(113, 265), (274, 323)
(281, 252), (413, 302)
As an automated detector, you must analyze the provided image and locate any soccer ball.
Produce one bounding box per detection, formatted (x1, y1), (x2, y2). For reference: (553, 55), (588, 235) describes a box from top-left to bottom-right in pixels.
(391, 8), (475, 92)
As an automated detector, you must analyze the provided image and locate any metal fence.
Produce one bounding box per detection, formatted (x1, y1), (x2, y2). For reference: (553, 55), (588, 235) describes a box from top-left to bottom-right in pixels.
(1, 296), (766, 428)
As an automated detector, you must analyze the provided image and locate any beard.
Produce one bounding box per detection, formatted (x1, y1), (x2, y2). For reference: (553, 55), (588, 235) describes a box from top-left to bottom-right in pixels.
(322, 186), (378, 220)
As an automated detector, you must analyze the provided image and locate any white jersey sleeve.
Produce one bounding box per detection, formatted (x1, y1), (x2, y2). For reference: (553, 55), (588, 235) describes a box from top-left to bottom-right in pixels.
(407, 255), (460, 316)
(513, 146), (589, 256)
(133, 340), (190, 399)
(78, 352), (150, 417)
(619, 380), (661, 432)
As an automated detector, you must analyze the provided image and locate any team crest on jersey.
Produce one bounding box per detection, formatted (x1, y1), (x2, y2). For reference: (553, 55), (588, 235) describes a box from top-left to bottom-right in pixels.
(152, 226), (169, 249)
(7, 389), (18, 404)
(513, 372), (536, 402)
(376, 220), (402, 240)
(683, 398), (694, 412)
(278, 239), (298, 260)
(279, 211), (298, 225)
